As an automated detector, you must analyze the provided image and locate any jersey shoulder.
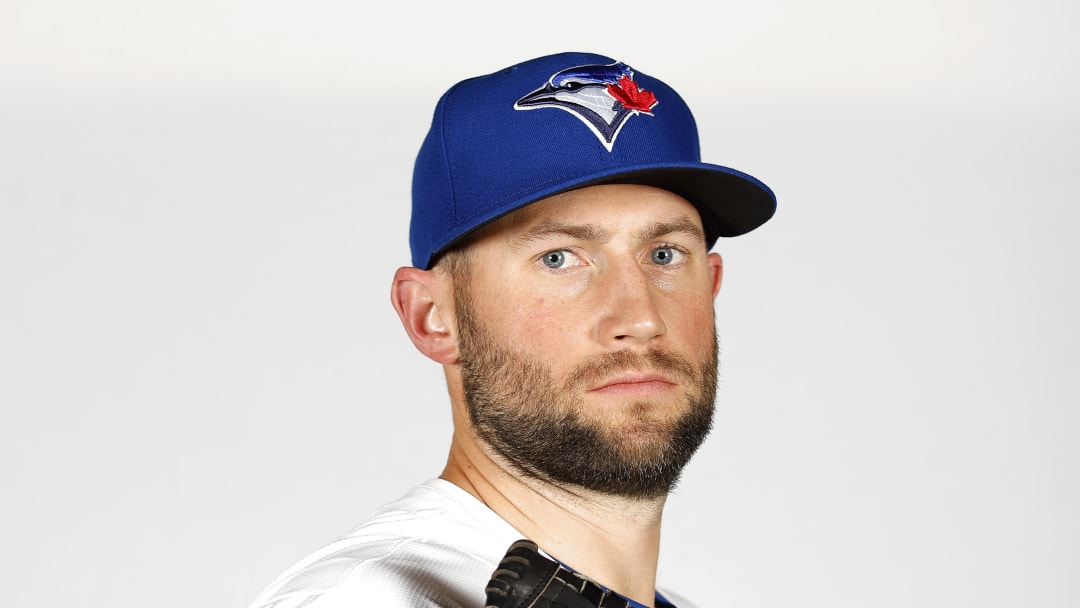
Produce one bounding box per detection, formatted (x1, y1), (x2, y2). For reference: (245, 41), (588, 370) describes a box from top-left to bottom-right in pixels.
(247, 480), (523, 608)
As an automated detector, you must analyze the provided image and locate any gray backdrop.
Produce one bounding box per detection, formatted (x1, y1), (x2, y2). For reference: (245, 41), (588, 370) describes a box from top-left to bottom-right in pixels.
(2, 1), (1078, 606)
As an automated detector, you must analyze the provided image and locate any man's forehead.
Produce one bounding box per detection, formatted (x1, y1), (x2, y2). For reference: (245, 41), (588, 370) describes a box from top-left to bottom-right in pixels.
(482, 184), (705, 237)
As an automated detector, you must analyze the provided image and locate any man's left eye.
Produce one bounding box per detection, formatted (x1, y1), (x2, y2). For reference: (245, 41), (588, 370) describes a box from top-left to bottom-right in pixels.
(650, 247), (682, 265)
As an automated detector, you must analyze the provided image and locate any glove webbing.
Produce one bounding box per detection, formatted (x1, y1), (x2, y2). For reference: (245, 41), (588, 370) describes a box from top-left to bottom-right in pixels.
(484, 540), (632, 608)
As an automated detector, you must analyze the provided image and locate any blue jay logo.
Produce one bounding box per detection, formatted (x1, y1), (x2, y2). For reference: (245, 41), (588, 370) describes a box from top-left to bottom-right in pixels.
(514, 61), (658, 151)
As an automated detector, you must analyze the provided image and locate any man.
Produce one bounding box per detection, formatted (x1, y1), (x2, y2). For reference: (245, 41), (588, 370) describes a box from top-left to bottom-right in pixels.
(248, 52), (774, 608)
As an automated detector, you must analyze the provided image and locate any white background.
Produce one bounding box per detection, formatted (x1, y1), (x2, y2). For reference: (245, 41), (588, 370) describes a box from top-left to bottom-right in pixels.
(2, 1), (1077, 606)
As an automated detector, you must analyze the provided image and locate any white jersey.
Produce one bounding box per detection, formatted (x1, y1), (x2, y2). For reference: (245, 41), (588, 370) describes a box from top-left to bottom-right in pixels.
(248, 479), (522, 608)
(248, 478), (696, 608)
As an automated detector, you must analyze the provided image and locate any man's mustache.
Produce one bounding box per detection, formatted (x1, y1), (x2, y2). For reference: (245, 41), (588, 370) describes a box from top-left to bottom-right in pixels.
(564, 348), (699, 390)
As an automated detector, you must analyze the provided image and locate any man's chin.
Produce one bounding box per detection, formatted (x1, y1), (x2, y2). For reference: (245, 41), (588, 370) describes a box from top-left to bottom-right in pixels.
(582, 395), (696, 428)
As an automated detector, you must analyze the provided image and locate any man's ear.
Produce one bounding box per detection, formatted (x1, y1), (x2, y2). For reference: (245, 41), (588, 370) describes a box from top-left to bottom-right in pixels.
(391, 266), (459, 364)
(709, 252), (724, 298)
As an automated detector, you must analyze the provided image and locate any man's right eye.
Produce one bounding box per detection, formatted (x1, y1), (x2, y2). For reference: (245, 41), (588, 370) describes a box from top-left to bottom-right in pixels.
(541, 251), (568, 268)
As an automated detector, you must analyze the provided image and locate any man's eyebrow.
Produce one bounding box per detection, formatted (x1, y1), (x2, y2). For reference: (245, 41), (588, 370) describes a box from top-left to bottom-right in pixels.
(637, 217), (706, 243)
(512, 221), (613, 247)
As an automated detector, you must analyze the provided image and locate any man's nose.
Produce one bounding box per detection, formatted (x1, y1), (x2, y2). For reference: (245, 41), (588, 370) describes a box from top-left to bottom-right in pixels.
(596, 260), (667, 346)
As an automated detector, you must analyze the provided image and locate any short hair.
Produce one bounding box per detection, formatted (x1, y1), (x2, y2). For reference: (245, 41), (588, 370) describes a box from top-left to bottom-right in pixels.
(431, 244), (471, 281)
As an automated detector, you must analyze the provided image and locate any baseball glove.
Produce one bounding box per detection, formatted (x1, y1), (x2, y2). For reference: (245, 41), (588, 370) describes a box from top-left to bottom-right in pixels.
(484, 540), (632, 608)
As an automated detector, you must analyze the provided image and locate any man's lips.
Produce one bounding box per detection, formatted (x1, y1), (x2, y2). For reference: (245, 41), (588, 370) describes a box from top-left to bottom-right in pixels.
(587, 372), (677, 396)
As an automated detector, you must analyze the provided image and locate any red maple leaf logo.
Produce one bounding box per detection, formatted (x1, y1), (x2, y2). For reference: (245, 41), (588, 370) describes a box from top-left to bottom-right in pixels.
(606, 75), (657, 112)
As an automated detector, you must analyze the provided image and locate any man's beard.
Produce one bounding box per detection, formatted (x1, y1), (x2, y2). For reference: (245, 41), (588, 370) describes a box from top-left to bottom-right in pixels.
(455, 286), (718, 500)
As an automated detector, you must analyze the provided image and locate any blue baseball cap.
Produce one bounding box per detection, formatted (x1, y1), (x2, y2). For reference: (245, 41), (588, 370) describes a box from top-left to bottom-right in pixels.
(410, 51), (776, 269)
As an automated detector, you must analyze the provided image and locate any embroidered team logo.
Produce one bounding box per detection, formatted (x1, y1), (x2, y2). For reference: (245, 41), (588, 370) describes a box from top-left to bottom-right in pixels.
(514, 61), (658, 152)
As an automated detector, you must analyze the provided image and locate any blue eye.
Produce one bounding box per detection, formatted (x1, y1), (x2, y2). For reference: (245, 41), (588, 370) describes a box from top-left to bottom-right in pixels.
(651, 247), (678, 265)
(542, 251), (567, 268)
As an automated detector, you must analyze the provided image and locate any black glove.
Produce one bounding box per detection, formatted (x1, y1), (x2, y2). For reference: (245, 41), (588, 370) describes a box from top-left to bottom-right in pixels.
(484, 540), (631, 608)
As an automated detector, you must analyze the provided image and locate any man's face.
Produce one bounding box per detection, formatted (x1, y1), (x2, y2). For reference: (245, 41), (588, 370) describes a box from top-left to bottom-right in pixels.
(450, 184), (723, 499)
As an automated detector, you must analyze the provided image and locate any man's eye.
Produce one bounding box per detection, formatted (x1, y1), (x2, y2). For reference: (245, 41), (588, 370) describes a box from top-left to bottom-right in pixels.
(650, 247), (682, 265)
(541, 251), (569, 269)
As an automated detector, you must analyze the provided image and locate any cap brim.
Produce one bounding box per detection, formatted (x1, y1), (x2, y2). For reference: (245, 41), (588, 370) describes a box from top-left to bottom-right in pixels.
(431, 161), (775, 265)
(586, 162), (777, 244)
